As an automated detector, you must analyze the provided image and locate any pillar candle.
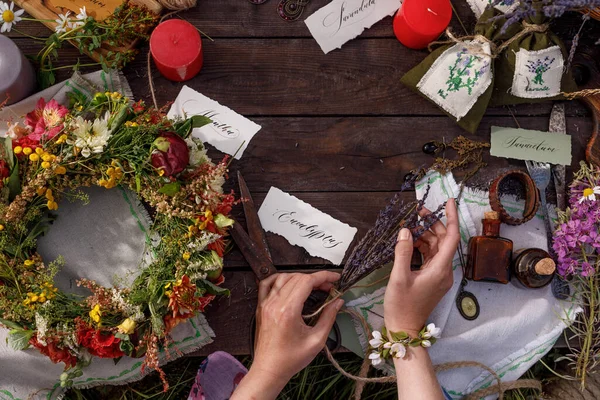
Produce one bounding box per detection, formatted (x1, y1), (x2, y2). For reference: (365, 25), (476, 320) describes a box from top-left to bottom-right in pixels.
(150, 19), (203, 82)
(393, 0), (452, 50)
(0, 35), (36, 105)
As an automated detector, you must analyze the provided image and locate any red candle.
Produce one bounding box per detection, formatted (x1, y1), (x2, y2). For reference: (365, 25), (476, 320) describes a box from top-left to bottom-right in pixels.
(150, 19), (203, 82)
(393, 0), (452, 50)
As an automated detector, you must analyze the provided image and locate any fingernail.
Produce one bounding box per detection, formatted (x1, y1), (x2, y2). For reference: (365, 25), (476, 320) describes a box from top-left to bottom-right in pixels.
(399, 228), (410, 241)
(335, 299), (344, 310)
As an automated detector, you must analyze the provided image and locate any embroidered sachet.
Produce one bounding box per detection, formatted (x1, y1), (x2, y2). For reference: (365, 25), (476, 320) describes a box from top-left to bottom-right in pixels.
(489, 0), (577, 106)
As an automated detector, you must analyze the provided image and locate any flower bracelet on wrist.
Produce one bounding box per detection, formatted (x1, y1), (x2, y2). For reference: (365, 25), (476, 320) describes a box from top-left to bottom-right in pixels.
(368, 323), (441, 366)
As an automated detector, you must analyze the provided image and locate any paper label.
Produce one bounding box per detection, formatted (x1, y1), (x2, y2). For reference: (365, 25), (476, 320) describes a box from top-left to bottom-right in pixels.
(511, 46), (564, 99)
(304, 0), (401, 54)
(417, 41), (493, 121)
(258, 187), (358, 265)
(490, 126), (572, 165)
(49, 0), (122, 20)
(167, 86), (260, 160)
(466, 0), (518, 18)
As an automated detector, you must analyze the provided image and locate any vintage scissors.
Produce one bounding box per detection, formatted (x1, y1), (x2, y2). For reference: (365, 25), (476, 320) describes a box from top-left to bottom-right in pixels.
(230, 171), (342, 357)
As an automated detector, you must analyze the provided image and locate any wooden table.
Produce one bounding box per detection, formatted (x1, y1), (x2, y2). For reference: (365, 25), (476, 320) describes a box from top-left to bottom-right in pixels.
(8, 1), (600, 355)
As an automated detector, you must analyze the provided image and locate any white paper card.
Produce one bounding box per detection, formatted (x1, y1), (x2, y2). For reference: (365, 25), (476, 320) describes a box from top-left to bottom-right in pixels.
(511, 46), (564, 99)
(258, 187), (358, 265)
(167, 85), (261, 159)
(304, 0), (401, 54)
(417, 41), (493, 121)
(466, 0), (518, 18)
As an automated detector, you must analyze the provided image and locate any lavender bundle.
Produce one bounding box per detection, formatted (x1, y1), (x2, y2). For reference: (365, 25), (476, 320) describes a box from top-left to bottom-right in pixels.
(337, 175), (446, 292)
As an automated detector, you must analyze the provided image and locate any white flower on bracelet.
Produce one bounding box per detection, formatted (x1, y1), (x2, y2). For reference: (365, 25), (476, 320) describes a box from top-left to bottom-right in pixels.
(368, 323), (441, 366)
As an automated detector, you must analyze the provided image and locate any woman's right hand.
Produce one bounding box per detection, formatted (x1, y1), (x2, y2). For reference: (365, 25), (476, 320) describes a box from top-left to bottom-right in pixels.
(383, 198), (460, 335)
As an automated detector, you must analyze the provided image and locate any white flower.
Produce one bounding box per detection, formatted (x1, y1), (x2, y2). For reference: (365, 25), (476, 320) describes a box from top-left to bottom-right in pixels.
(35, 312), (49, 346)
(390, 342), (406, 359)
(383, 342), (392, 349)
(186, 137), (209, 167)
(54, 12), (72, 34)
(421, 340), (432, 348)
(69, 113), (111, 157)
(0, 2), (24, 33)
(422, 323), (442, 339)
(579, 186), (600, 204)
(368, 351), (382, 366)
(369, 330), (384, 348)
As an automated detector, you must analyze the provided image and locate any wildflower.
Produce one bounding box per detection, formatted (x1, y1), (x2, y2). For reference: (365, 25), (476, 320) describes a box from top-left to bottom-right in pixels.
(421, 323), (442, 339)
(25, 98), (68, 141)
(164, 276), (200, 331)
(0, 224), (4, 231)
(47, 201), (58, 210)
(54, 12), (72, 34)
(182, 252), (191, 261)
(77, 326), (124, 358)
(89, 304), (102, 324)
(69, 114), (111, 157)
(151, 132), (190, 177)
(24, 259), (34, 267)
(22, 147), (32, 155)
(368, 351), (382, 366)
(390, 342), (407, 359)
(0, 2), (24, 33)
(29, 153), (40, 162)
(74, 6), (87, 26)
(117, 318), (136, 335)
(55, 134), (68, 144)
(369, 330), (384, 348)
(41, 161), (51, 169)
(421, 340), (432, 348)
(54, 166), (66, 175)
(13, 146), (22, 154)
(579, 186), (600, 204)
(198, 210), (213, 230)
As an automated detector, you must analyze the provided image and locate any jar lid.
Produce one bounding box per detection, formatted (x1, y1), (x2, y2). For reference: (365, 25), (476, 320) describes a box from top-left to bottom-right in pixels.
(484, 211), (500, 220)
(534, 258), (556, 275)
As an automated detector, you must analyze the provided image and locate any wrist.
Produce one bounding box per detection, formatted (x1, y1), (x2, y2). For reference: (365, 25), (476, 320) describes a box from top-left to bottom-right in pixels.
(232, 367), (288, 400)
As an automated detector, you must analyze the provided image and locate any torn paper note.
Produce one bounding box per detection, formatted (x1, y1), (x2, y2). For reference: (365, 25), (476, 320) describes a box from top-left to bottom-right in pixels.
(167, 85), (261, 159)
(490, 126), (572, 166)
(305, 0), (401, 54)
(258, 187), (358, 265)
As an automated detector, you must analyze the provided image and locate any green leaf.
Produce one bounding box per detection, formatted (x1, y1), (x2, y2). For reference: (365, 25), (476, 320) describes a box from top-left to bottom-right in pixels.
(214, 214), (234, 229)
(158, 182), (180, 196)
(199, 280), (230, 296)
(4, 137), (13, 169)
(8, 329), (34, 350)
(190, 115), (212, 129)
(112, 356), (123, 365)
(390, 331), (408, 341)
(8, 162), (20, 202)
(429, 337), (437, 346)
(135, 174), (141, 193)
(0, 318), (22, 330)
(382, 348), (390, 359)
(408, 339), (422, 347)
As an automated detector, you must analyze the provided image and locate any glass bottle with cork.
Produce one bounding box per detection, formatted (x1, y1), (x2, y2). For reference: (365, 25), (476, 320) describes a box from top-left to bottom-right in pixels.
(512, 248), (556, 288)
(467, 211), (513, 284)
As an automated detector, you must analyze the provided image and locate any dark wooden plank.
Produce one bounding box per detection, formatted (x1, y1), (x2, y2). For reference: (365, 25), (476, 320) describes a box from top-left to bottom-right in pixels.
(222, 115), (592, 192)
(10, 36), (592, 117)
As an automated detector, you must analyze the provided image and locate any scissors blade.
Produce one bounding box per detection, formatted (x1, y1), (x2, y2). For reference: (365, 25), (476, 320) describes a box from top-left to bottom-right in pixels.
(238, 171), (273, 262)
(230, 221), (277, 280)
(549, 103), (567, 212)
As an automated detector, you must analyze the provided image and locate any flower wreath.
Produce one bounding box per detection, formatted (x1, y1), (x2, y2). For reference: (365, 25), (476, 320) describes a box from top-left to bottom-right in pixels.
(0, 91), (236, 389)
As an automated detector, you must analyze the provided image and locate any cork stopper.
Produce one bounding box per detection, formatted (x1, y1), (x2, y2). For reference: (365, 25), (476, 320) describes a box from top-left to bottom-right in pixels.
(534, 258), (556, 275)
(484, 211), (500, 220)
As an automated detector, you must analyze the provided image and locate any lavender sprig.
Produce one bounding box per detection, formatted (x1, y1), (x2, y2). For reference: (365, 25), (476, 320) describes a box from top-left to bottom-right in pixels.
(337, 174), (447, 292)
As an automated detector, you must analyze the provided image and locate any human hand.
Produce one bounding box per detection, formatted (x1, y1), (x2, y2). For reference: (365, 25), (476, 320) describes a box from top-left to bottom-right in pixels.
(251, 271), (344, 387)
(384, 198), (459, 335)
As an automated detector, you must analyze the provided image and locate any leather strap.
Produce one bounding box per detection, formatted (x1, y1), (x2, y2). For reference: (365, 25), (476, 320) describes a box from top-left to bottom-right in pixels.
(489, 170), (540, 226)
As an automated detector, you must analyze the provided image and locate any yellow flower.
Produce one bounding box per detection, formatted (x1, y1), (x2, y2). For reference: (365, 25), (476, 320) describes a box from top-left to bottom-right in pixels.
(45, 189), (53, 199)
(36, 187), (47, 195)
(35, 147), (44, 155)
(24, 259), (34, 267)
(22, 147), (32, 155)
(106, 167), (115, 176)
(0, 224), (4, 231)
(29, 153), (39, 162)
(13, 146), (22, 154)
(54, 166), (66, 175)
(42, 154), (52, 162)
(47, 201), (58, 210)
(158, 169), (165, 176)
(89, 304), (102, 324)
(182, 252), (191, 261)
(199, 210), (214, 230)
(188, 225), (198, 235)
(41, 161), (51, 169)
(117, 318), (136, 334)
(55, 134), (68, 144)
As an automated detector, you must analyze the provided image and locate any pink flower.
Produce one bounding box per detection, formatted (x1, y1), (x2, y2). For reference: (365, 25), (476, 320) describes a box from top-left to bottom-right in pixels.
(25, 98), (68, 141)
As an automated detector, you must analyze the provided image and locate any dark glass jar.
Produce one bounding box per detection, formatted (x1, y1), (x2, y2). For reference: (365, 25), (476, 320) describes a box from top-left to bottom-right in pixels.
(467, 211), (513, 284)
(512, 248), (556, 288)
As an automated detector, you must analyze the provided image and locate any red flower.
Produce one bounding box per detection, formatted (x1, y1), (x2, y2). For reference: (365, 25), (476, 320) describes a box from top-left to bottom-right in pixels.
(0, 160), (9, 178)
(151, 132), (189, 177)
(12, 135), (40, 153)
(25, 98), (68, 141)
(30, 335), (78, 369)
(77, 326), (124, 358)
(132, 100), (146, 114)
